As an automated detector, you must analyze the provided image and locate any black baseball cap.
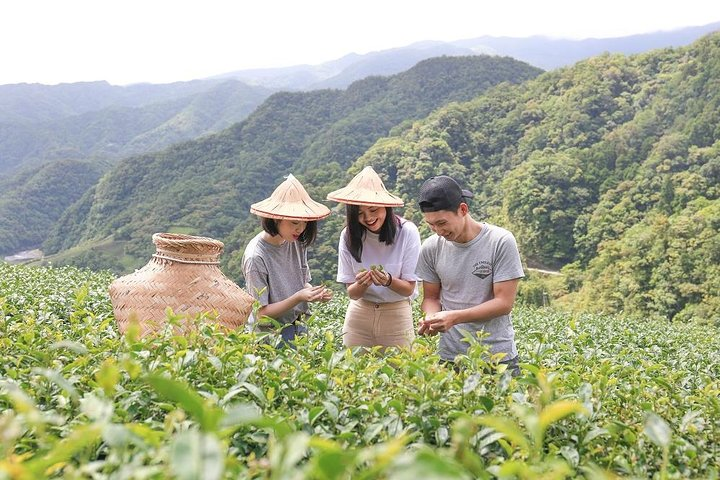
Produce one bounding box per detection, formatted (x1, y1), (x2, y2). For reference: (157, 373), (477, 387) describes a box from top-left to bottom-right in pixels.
(418, 175), (474, 212)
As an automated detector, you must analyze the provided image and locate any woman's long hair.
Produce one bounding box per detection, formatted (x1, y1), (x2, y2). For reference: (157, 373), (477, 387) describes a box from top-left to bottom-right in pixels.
(345, 205), (401, 263)
(262, 217), (318, 247)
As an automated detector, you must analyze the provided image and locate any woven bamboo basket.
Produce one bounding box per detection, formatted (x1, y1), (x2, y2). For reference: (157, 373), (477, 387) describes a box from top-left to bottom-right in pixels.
(109, 233), (254, 336)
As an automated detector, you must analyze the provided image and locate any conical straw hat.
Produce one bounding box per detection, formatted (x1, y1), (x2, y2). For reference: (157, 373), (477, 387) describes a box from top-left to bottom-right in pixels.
(250, 174), (331, 221)
(326, 166), (404, 207)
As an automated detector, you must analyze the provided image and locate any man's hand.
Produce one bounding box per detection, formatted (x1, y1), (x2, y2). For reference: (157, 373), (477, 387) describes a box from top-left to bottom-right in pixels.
(418, 311), (455, 336)
(319, 287), (333, 302)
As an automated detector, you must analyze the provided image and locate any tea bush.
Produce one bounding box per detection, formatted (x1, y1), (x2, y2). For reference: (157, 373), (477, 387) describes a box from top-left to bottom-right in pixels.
(1, 263), (719, 478)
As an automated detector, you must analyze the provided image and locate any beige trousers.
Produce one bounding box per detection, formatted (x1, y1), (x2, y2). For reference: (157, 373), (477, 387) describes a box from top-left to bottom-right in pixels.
(342, 298), (415, 348)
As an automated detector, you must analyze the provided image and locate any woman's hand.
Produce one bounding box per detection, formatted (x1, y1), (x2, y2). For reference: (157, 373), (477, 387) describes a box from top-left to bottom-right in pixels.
(369, 268), (390, 286)
(354, 270), (373, 288)
(295, 285), (328, 303)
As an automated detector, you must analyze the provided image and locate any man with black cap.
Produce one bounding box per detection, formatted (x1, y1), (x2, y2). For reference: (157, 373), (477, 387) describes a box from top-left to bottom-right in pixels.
(415, 175), (524, 374)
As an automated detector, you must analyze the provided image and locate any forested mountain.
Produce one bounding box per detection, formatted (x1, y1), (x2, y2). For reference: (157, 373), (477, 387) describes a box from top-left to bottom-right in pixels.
(0, 79), (274, 175)
(0, 159), (106, 254)
(346, 32), (720, 322)
(215, 22), (720, 90)
(40, 55), (543, 269)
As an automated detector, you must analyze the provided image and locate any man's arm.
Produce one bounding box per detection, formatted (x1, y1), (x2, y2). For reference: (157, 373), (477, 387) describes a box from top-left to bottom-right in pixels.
(420, 281), (442, 313)
(420, 278), (520, 335)
(418, 281), (442, 335)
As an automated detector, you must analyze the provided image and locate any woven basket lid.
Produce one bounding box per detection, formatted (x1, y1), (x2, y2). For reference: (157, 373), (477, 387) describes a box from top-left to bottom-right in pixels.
(152, 233), (223, 263)
(250, 174), (331, 221)
(326, 166), (404, 207)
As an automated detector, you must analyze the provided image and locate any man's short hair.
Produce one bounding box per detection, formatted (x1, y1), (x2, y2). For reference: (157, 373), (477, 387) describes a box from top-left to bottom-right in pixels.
(418, 175), (474, 212)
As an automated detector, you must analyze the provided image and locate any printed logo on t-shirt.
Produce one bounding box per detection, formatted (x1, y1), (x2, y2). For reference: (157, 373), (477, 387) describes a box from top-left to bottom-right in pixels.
(472, 260), (492, 279)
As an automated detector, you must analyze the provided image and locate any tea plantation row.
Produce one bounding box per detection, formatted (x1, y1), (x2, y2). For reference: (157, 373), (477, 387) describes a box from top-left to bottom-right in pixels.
(1, 263), (719, 478)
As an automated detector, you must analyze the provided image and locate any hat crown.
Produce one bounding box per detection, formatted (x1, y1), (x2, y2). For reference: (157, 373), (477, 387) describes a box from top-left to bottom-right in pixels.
(348, 166), (386, 190)
(272, 174), (308, 202)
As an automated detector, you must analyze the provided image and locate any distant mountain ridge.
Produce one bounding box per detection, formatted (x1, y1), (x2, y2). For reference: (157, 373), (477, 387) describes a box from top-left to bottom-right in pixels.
(213, 21), (720, 90)
(453, 21), (720, 70)
(0, 79), (245, 124)
(211, 43), (478, 90)
(0, 79), (274, 175)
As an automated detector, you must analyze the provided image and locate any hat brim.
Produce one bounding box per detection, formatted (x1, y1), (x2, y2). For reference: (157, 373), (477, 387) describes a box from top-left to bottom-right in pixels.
(326, 188), (404, 207)
(250, 200), (330, 221)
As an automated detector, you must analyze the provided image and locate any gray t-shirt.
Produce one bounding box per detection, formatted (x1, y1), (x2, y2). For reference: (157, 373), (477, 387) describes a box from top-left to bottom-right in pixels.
(242, 232), (311, 326)
(415, 223), (524, 362)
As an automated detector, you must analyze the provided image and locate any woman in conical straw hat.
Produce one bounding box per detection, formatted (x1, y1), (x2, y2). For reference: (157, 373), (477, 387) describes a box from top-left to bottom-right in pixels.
(327, 166), (421, 350)
(242, 174), (332, 345)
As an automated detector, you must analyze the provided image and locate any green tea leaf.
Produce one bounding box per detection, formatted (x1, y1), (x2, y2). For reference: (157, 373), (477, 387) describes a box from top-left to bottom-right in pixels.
(49, 340), (88, 355)
(170, 430), (224, 480)
(146, 375), (220, 432)
(644, 412), (672, 448)
(33, 368), (79, 401)
(96, 358), (120, 396)
(539, 400), (588, 433)
(26, 424), (102, 475)
(476, 416), (530, 452)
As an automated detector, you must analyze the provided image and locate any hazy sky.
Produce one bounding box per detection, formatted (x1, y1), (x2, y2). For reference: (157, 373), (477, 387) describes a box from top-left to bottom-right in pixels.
(2, 0), (720, 86)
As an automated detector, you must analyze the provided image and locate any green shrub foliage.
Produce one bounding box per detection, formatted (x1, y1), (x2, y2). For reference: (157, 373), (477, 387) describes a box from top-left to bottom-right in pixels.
(1, 263), (719, 477)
